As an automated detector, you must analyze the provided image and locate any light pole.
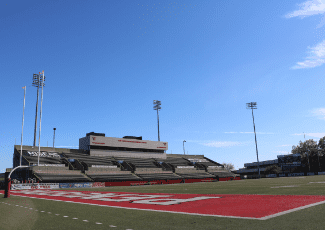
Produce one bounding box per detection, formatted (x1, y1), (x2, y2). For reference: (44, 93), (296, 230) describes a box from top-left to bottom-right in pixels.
(37, 71), (45, 165)
(32, 74), (40, 147)
(53, 128), (56, 149)
(20, 86), (26, 166)
(153, 100), (161, 141)
(183, 140), (186, 155)
(246, 102), (260, 179)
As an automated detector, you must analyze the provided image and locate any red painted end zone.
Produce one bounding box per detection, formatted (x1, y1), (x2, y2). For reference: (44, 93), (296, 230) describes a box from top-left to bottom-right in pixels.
(9, 190), (325, 220)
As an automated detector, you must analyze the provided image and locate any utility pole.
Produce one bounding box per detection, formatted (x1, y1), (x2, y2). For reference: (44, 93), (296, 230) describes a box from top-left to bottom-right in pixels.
(246, 102), (260, 179)
(153, 100), (161, 141)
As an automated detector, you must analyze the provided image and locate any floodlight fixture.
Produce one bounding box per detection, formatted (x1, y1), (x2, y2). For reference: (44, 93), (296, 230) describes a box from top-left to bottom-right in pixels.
(153, 100), (161, 110)
(153, 100), (161, 141)
(246, 102), (257, 109)
(246, 102), (260, 179)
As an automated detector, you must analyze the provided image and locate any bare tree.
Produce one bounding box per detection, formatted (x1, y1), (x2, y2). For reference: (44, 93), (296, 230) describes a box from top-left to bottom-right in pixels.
(222, 162), (234, 171)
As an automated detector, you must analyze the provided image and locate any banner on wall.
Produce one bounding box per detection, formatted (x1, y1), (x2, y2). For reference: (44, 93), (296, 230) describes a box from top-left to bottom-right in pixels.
(266, 174), (277, 178)
(59, 182), (93, 188)
(288, 173), (304, 177)
(11, 183), (59, 190)
(92, 182), (105, 188)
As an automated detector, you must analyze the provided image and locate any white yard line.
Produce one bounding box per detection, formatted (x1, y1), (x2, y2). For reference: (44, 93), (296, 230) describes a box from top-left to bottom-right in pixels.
(1, 201), (127, 228)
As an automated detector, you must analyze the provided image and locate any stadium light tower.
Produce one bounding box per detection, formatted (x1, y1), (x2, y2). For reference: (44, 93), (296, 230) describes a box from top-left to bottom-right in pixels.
(53, 128), (56, 149)
(32, 72), (46, 147)
(183, 140), (186, 155)
(153, 100), (161, 142)
(36, 71), (45, 165)
(32, 73), (40, 147)
(246, 102), (260, 179)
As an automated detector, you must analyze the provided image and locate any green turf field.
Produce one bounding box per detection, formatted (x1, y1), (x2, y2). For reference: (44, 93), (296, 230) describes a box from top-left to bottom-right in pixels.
(1, 175), (325, 230)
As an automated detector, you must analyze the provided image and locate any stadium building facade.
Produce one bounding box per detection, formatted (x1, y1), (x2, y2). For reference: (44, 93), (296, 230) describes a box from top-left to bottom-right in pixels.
(79, 132), (167, 159)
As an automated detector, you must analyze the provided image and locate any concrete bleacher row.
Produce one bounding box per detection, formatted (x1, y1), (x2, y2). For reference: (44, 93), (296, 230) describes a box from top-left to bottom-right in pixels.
(175, 172), (214, 179)
(87, 173), (140, 181)
(114, 157), (159, 168)
(208, 171), (235, 178)
(162, 157), (192, 167)
(61, 152), (116, 166)
(34, 173), (90, 182)
(23, 155), (64, 166)
(136, 172), (181, 180)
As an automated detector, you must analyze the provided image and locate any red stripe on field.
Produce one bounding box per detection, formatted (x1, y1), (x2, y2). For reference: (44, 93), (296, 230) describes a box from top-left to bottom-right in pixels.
(9, 190), (325, 219)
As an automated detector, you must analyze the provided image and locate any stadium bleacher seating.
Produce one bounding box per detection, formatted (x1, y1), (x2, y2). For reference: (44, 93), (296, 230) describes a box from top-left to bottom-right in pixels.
(86, 172), (141, 181)
(136, 172), (182, 180)
(114, 157), (160, 169)
(11, 146), (238, 184)
(208, 171), (235, 178)
(176, 172), (215, 179)
(161, 157), (194, 167)
(34, 173), (90, 182)
(33, 166), (91, 182)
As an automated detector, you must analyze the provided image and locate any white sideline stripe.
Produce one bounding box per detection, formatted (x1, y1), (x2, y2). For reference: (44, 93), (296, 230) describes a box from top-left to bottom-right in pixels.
(11, 193), (325, 220)
(260, 200), (325, 220)
(271, 185), (299, 188)
(1, 201), (111, 226)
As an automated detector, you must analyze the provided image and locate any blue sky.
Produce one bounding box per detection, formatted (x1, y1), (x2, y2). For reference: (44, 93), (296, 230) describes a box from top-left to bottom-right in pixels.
(2, 0), (325, 172)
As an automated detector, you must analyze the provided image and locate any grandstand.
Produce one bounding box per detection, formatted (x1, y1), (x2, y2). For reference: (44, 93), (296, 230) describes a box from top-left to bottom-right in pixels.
(7, 132), (239, 186)
(235, 153), (312, 178)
